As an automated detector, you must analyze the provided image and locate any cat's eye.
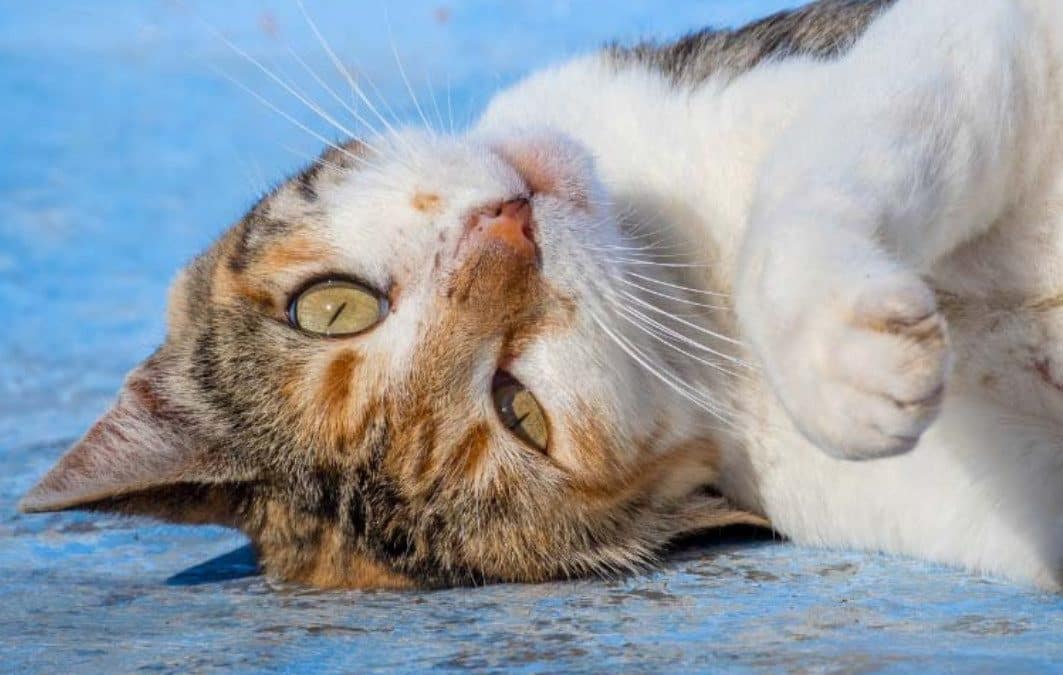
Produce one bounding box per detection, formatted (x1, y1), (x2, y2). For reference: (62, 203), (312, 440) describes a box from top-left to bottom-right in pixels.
(288, 279), (388, 337)
(492, 371), (549, 452)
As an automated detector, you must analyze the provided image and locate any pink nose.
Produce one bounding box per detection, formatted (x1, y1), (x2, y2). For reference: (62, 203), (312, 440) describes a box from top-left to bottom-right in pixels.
(475, 198), (536, 260)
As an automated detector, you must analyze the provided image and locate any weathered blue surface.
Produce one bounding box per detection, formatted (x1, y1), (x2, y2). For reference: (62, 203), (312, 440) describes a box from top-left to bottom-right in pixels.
(1, 2), (1060, 672)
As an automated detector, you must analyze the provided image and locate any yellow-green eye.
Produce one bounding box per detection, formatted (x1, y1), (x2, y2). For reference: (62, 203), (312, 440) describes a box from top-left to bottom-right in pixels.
(492, 371), (549, 452)
(289, 279), (387, 336)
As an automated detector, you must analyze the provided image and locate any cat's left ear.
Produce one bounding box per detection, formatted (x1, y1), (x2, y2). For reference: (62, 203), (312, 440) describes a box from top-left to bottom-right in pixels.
(19, 356), (256, 525)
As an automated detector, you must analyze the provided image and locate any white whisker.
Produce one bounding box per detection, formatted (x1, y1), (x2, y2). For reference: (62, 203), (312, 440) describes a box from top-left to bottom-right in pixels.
(446, 73), (456, 134)
(588, 310), (738, 429)
(295, 0), (416, 155)
(204, 25), (368, 152)
(613, 303), (748, 376)
(613, 307), (745, 380)
(614, 275), (727, 310)
(617, 288), (746, 350)
(610, 257), (709, 269)
(207, 65), (369, 170)
(587, 242), (677, 254)
(357, 63), (410, 139)
(626, 271), (730, 298)
(424, 69), (448, 135)
(611, 251), (698, 261)
(282, 46), (391, 152)
(385, 10), (435, 134)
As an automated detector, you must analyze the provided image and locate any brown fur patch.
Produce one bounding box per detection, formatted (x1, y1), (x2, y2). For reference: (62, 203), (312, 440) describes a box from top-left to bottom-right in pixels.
(209, 230), (282, 313)
(212, 230), (334, 316)
(500, 291), (578, 364)
(411, 192), (443, 214)
(278, 360), (306, 401)
(565, 403), (628, 482)
(259, 235), (334, 272)
(397, 411), (439, 486)
(335, 556), (416, 590)
(1026, 293), (1063, 313)
(455, 422), (492, 479)
(347, 397), (384, 451)
(860, 311), (945, 346)
(232, 278), (275, 311)
(296, 528), (415, 590)
(308, 350), (364, 450)
(569, 418), (719, 509)
(319, 350), (360, 413)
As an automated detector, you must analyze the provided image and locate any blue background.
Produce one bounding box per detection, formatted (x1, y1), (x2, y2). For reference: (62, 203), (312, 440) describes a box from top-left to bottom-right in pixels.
(1, 1), (1060, 671)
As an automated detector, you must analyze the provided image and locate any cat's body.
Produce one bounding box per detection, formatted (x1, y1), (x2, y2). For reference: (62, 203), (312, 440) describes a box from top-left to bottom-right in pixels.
(480, 0), (1063, 589)
(21, 0), (1063, 590)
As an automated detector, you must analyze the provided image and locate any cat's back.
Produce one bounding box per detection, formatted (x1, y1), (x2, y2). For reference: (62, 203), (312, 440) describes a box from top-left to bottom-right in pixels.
(479, 0), (898, 157)
(606, 0), (896, 86)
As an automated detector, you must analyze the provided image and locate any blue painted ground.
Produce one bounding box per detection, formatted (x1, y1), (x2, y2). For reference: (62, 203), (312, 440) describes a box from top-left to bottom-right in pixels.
(1, 1), (1060, 672)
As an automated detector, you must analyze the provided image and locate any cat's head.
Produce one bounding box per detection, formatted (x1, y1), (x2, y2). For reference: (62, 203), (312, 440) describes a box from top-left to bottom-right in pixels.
(20, 129), (763, 588)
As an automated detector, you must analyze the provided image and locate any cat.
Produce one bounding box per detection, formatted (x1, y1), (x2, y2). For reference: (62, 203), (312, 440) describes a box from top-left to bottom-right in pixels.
(20, 0), (1063, 591)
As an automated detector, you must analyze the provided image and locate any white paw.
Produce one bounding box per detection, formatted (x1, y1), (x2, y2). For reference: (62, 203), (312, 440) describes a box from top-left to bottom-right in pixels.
(767, 275), (951, 460)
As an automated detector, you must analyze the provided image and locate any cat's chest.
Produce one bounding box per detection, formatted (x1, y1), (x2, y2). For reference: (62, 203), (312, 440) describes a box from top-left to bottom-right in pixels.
(935, 163), (1063, 418)
(479, 54), (826, 288)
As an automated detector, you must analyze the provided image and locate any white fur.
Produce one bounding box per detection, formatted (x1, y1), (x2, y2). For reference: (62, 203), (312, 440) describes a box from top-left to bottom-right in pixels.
(477, 0), (1063, 589)
(314, 132), (706, 482)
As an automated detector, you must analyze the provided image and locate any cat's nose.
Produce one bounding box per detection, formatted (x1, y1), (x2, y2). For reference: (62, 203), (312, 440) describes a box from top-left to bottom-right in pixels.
(473, 198), (537, 260)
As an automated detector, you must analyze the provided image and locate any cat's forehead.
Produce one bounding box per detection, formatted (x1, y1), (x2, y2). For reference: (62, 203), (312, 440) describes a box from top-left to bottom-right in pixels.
(241, 135), (528, 282)
(313, 135), (523, 213)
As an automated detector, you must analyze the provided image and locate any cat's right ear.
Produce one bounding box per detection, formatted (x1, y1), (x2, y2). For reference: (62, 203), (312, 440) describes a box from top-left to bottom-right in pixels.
(18, 356), (257, 525)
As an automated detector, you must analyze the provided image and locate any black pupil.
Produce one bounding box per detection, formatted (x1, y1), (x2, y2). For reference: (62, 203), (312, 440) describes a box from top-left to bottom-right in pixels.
(491, 370), (546, 452)
(498, 386), (526, 429)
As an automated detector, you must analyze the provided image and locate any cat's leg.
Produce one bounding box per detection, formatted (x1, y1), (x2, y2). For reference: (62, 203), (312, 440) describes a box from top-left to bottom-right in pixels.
(736, 0), (1051, 459)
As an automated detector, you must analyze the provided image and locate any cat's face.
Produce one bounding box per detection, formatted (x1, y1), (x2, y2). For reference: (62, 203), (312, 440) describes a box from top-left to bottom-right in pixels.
(21, 130), (761, 588)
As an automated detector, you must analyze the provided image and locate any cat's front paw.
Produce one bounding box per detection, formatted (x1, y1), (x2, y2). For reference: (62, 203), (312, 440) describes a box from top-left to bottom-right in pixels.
(768, 276), (951, 460)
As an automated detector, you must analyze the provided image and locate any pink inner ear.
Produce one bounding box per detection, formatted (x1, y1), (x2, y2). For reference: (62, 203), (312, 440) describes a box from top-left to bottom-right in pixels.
(18, 370), (197, 513)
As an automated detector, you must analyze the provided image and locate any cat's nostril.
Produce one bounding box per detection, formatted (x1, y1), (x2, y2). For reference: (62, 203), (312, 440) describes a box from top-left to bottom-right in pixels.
(499, 197), (530, 221)
(475, 198), (537, 260)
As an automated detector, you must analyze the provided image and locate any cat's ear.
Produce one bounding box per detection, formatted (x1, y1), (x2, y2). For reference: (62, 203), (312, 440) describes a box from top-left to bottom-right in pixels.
(671, 490), (772, 539)
(19, 357), (255, 525)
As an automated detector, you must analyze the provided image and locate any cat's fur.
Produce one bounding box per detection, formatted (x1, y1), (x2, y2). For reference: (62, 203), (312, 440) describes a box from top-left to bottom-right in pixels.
(21, 0), (1063, 591)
